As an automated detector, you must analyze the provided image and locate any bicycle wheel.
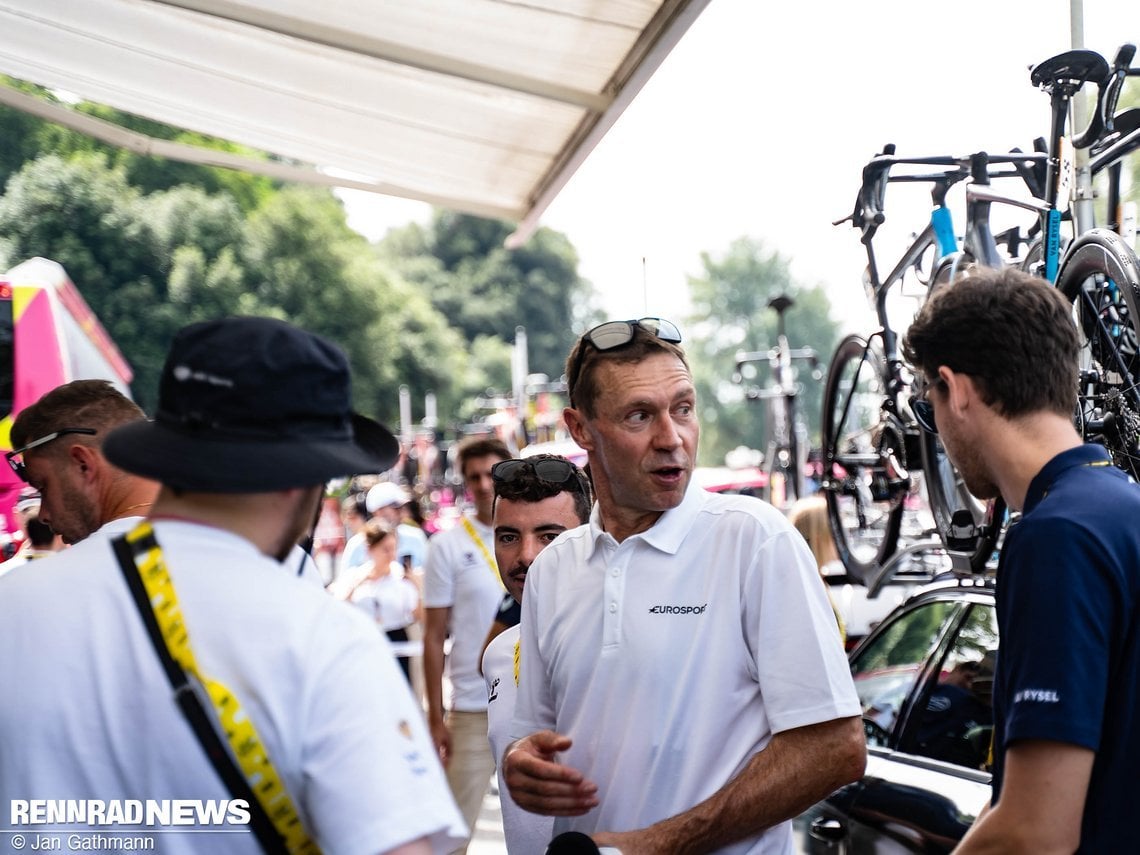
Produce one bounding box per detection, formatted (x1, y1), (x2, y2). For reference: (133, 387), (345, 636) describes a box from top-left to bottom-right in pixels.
(920, 255), (1005, 572)
(1056, 228), (1140, 479)
(822, 334), (905, 582)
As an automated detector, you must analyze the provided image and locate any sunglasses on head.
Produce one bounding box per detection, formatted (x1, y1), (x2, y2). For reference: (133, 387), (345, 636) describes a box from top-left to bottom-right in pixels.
(6, 428), (98, 482)
(567, 317), (682, 406)
(491, 458), (586, 492)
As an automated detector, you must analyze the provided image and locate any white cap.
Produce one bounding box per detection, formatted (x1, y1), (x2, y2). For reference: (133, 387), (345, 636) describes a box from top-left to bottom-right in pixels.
(366, 481), (409, 513)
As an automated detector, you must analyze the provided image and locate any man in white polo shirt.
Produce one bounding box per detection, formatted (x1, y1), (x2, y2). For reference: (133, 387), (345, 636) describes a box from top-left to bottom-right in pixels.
(482, 454), (591, 854)
(424, 435), (512, 853)
(504, 319), (866, 854)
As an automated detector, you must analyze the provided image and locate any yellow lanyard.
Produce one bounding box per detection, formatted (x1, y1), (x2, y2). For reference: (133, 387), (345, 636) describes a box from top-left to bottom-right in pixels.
(460, 516), (504, 592)
(123, 522), (319, 854)
(513, 637), (521, 687)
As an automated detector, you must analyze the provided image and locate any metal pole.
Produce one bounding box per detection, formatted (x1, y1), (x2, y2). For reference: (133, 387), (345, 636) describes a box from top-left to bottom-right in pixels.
(1070, 0), (1096, 232)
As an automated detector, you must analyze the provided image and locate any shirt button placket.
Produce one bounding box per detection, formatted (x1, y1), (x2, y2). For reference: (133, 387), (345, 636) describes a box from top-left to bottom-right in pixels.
(603, 561), (624, 646)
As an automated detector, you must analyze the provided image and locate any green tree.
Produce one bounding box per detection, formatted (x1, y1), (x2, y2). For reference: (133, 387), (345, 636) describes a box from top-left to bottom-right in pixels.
(380, 211), (597, 382)
(0, 153), (174, 409)
(686, 236), (840, 467)
(237, 187), (469, 426)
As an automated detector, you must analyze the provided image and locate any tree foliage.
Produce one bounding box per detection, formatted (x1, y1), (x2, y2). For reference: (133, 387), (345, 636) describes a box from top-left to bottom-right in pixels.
(0, 96), (601, 435)
(379, 211), (595, 382)
(686, 236), (840, 467)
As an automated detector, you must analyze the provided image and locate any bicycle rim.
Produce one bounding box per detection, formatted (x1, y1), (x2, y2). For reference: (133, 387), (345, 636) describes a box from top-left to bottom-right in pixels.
(822, 335), (904, 582)
(921, 255), (1004, 571)
(1057, 229), (1140, 480)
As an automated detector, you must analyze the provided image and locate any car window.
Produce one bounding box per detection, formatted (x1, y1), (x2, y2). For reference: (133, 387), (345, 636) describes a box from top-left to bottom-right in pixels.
(910, 602), (997, 770)
(850, 599), (959, 747)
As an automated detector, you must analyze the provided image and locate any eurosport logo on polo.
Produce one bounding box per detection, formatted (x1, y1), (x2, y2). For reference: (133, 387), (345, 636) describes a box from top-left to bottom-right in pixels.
(648, 603), (707, 615)
(9, 799), (251, 826)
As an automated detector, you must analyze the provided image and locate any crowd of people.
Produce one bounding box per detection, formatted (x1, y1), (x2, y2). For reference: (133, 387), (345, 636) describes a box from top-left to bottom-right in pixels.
(1, 265), (1137, 854)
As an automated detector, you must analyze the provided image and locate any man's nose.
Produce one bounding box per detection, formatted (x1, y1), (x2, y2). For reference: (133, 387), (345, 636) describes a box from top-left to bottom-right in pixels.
(519, 535), (545, 566)
(653, 415), (683, 449)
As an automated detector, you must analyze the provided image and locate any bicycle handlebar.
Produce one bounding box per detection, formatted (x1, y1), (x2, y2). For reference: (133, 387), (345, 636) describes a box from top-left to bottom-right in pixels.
(1096, 43), (1138, 140)
(838, 148), (1048, 242)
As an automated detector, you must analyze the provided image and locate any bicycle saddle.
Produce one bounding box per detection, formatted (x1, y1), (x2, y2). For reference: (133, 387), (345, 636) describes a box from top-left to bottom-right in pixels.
(1030, 49), (1109, 92)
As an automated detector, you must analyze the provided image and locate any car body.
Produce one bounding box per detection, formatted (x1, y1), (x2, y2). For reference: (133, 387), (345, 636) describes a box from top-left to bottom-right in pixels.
(796, 576), (997, 853)
(692, 465), (769, 497)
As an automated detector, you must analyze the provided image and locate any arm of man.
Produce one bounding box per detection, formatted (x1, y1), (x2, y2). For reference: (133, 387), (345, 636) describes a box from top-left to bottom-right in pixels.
(423, 605), (452, 765)
(588, 715), (864, 855)
(953, 740), (1093, 854)
(503, 730), (599, 816)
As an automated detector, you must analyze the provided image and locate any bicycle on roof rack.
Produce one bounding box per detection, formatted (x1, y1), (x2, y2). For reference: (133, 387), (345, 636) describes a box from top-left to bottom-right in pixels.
(824, 42), (1140, 584)
(822, 148), (1033, 582)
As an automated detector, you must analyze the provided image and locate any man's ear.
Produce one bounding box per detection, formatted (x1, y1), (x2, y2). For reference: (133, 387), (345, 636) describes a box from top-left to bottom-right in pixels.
(939, 366), (976, 421)
(563, 407), (594, 452)
(68, 443), (102, 485)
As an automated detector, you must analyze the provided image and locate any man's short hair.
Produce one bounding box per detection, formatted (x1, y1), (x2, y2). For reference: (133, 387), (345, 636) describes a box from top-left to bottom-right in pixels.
(566, 324), (690, 418)
(493, 454), (592, 524)
(11, 380), (145, 451)
(902, 266), (1078, 419)
(455, 436), (511, 478)
(25, 516), (56, 549)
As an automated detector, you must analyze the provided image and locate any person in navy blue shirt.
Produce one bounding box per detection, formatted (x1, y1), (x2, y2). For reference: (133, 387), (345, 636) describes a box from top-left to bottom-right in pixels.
(903, 265), (1140, 854)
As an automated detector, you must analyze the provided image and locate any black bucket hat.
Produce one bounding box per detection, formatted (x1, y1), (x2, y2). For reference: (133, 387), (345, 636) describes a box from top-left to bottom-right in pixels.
(104, 317), (398, 492)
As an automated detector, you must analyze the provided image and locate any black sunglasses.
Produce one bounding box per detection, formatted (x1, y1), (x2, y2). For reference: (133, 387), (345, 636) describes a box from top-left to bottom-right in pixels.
(567, 317), (683, 405)
(909, 378), (945, 435)
(492, 458), (586, 493)
(6, 428), (98, 482)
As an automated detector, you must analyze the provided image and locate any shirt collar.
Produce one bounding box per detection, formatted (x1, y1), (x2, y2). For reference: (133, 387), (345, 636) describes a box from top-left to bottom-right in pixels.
(1023, 443), (1113, 513)
(586, 477), (707, 555)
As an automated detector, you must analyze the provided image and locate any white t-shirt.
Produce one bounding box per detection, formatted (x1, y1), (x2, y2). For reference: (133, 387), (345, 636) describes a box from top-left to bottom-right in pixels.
(483, 624), (554, 854)
(511, 484), (861, 855)
(349, 568), (419, 632)
(0, 518), (466, 855)
(423, 516), (503, 711)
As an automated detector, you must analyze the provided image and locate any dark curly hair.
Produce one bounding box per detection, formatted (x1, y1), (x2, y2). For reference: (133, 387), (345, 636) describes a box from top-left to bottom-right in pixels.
(902, 266), (1078, 418)
(492, 454), (592, 524)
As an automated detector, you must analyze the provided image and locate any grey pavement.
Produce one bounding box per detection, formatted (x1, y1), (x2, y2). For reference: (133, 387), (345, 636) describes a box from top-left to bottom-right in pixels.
(467, 779), (507, 855)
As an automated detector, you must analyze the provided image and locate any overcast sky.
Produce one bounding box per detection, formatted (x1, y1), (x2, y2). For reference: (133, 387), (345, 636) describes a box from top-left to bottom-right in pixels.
(341, 0), (1130, 336)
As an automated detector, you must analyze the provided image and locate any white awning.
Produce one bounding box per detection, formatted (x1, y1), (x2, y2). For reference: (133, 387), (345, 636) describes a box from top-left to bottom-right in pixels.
(0, 0), (711, 243)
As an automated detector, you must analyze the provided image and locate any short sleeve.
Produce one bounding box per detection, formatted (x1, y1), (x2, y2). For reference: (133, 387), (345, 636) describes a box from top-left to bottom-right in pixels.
(301, 608), (467, 853)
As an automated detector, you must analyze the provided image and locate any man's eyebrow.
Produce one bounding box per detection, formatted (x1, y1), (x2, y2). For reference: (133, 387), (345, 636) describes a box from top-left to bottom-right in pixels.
(534, 524), (569, 533)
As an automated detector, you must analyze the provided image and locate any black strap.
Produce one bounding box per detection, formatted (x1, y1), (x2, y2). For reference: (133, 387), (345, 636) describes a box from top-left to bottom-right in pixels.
(111, 533), (289, 855)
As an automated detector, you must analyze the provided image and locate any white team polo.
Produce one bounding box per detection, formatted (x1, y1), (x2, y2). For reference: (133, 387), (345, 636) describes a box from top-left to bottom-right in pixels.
(423, 516), (504, 711)
(512, 483), (860, 854)
(483, 624), (555, 854)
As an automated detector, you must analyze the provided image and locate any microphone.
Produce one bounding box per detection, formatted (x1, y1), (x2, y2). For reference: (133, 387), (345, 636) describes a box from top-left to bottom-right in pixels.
(545, 831), (600, 854)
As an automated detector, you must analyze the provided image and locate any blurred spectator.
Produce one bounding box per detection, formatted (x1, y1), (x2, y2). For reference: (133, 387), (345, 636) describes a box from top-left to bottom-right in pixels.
(335, 492), (371, 578)
(333, 520), (422, 683)
(787, 496), (846, 645)
(368, 481), (428, 570)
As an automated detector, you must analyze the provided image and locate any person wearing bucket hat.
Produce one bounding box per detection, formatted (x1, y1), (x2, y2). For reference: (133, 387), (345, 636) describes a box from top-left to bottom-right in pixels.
(0, 317), (466, 854)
